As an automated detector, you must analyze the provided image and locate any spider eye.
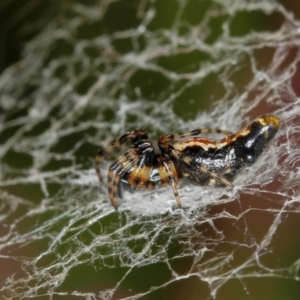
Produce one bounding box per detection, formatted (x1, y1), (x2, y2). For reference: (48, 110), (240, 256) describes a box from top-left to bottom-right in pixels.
(245, 154), (255, 163)
(134, 141), (153, 153)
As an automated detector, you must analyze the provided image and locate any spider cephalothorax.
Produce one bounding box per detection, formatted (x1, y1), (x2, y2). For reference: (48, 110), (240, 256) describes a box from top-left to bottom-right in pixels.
(95, 115), (280, 210)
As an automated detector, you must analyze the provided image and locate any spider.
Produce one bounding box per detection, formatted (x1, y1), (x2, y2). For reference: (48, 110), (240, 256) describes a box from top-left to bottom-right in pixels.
(95, 115), (280, 210)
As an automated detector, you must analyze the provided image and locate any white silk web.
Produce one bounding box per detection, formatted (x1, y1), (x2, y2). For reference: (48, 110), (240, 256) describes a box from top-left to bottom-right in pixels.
(1, 0), (300, 299)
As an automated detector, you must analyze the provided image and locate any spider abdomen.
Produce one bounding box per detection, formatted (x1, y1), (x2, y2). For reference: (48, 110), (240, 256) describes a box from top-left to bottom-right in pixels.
(172, 115), (280, 187)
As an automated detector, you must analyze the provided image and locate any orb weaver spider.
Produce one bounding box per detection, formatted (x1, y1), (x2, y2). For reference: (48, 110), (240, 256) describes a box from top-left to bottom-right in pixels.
(95, 115), (280, 210)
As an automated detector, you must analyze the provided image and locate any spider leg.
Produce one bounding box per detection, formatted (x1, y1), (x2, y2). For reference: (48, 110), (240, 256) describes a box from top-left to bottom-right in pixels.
(171, 180), (181, 208)
(173, 128), (233, 140)
(197, 164), (234, 187)
(157, 156), (181, 207)
(181, 151), (234, 187)
(127, 140), (155, 190)
(172, 150), (234, 188)
(95, 129), (148, 182)
(107, 149), (139, 209)
(108, 140), (155, 209)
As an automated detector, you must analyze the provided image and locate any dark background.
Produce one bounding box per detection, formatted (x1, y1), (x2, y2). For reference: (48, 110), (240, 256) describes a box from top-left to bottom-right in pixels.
(1, 1), (300, 74)
(0, 0), (57, 73)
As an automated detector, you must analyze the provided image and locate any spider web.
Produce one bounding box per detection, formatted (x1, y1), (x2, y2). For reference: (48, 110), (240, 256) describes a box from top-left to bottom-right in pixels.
(1, 0), (300, 299)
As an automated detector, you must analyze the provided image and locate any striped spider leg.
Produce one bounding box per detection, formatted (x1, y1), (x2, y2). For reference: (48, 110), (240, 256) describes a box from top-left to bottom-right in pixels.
(95, 129), (181, 209)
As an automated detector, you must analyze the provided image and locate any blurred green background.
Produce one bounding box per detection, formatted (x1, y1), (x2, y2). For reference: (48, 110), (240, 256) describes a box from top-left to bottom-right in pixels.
(1, 1), (300, 300)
